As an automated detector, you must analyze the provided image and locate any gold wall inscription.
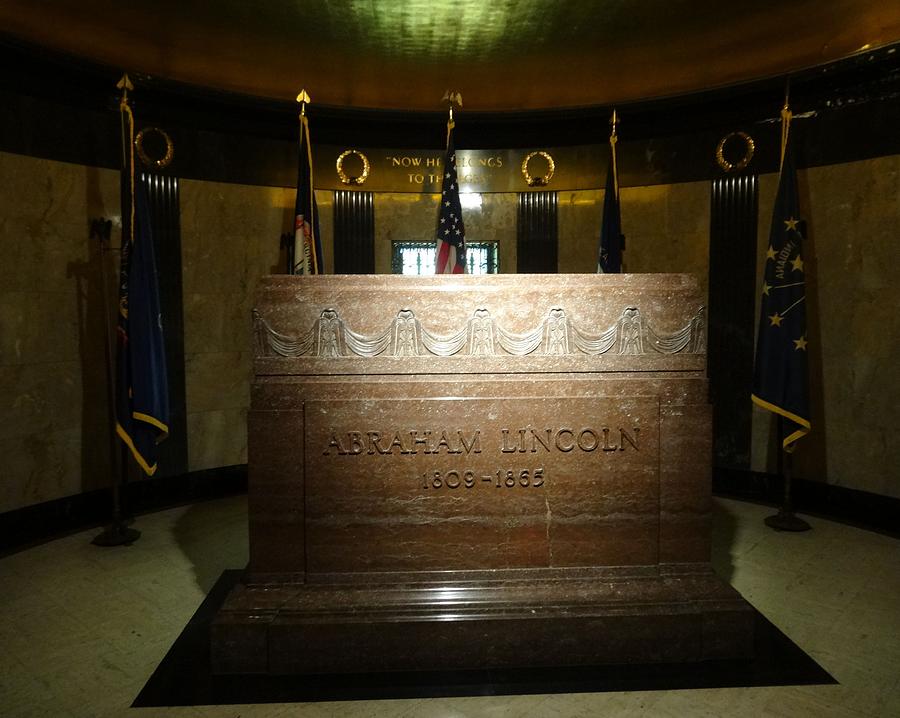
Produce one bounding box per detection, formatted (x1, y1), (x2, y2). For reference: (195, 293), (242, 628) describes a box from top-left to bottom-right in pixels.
(314, 144), (604, 193)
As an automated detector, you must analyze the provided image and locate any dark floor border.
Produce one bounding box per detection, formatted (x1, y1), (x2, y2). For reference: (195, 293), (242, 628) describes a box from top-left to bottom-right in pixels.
(0, 465), (247, 556)
(713, 467), (900, 539)
(133, 569), (834, 706)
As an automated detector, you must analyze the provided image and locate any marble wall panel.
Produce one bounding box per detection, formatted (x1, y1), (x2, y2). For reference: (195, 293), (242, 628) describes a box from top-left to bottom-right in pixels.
(558, 182), (711, 298)
(558, 189), (601, 273)
(183, 351), (251, 414)
(373, 193), (436, 273)
(0, 364), (83, 441)
(0, 429), (85, 512)
(180, 179), (281, 471)
(3, 144), (898, 512)
(0, 151), (118, 513)
(178, 180), (333, 472)
(751, 155), (900, 498)
(469, 193), (517, 273)
(315, 190), (335, 275)
(620, 182), (711, 299)
(186, 408), (249, 472)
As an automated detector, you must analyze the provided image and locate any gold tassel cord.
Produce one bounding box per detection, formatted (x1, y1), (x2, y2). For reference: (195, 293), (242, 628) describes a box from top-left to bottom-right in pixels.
(609, 109), (619, 200)
(118, 73), (135, 312)
(304, 115), (319, 275)
(780, 79), (792, 171)
(296, 89), (318, 275)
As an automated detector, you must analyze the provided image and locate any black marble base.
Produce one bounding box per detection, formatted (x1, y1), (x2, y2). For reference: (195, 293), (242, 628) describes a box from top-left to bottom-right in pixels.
(211, 568), (756, 675)
(133, 570), (835, 707)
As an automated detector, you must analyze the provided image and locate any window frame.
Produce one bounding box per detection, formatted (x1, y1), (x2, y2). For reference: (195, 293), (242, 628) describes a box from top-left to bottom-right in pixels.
(391, 241), (499, 275)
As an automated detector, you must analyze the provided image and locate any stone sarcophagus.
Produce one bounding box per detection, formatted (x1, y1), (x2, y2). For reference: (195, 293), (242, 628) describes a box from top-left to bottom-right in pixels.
(211, 274), (753, 674)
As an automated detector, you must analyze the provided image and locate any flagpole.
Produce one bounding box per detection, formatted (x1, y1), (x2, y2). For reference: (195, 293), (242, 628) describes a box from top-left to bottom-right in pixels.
(94, 73), (141, 547)
(288, 90), (311, 275)
(298, 90), (319, 275)
(598, 109), (624, 274)
(610, 109), (624, 271)
(765, 420), (811, 531)
(764, 79), (810, 533)
(435, 90), (465, 274)
(292, 88), (322, 276)
(609, 109), (619, 200)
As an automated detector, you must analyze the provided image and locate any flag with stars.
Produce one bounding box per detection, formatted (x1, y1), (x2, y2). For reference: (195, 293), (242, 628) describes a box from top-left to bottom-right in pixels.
(751, 127), (810, 450)
(435, 119), (466, 274)
(116, 177), (170, 475)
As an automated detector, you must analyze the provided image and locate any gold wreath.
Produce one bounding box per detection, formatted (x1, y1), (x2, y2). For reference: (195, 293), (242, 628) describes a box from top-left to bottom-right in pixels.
(336, 149), (370, 185)
(134, 127), (174, 169)
(521, 151), (555, 186)
(715, 131), (755, 173)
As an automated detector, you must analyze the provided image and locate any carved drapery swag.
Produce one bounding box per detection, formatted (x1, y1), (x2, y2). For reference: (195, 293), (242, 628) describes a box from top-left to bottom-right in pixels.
(254, 305), (705, 358)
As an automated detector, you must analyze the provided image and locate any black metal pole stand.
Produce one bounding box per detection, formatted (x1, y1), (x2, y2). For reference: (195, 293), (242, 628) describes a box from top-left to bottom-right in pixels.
(91, 219), (141, 547)
(764, 419), (811, 532)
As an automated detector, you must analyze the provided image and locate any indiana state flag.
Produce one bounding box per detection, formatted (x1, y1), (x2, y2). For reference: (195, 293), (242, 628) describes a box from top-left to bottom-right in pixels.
(116, 178), (169, 475)
(751, 134), (810, 451)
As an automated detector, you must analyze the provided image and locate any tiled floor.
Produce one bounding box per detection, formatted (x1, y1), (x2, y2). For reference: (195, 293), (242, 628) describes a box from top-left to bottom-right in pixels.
(0, 496), (898, 717)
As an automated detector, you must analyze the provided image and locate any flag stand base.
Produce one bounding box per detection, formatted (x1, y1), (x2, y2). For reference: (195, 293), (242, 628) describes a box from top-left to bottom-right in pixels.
(764, 510), (811, 532)
(92, 522), (141, 546)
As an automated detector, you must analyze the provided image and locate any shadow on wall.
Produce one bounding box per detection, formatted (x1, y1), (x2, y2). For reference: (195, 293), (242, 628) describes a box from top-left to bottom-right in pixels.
(710, 497), (739, 584)
(172, 495), (249, 594)
(67, 166), (117, 497)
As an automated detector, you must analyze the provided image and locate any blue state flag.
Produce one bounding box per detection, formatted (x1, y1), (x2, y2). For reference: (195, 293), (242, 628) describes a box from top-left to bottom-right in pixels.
(116, 178), (169, 475)
(751, 132), (810, 450)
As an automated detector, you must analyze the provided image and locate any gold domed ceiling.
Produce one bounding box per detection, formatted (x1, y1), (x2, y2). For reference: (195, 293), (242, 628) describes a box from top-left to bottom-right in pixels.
(2, 0), (900, 110)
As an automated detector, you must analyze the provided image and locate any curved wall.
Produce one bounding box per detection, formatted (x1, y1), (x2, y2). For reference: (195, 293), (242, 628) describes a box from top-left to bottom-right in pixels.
(1, 41), (899, 518)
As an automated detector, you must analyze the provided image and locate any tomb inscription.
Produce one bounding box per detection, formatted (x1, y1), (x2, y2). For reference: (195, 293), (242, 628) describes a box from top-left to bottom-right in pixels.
(304, 396), (659, 573)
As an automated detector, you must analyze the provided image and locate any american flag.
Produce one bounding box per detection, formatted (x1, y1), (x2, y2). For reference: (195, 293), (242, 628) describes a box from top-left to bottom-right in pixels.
(435, 121), (466, 274)
(293, 110), (322, 275)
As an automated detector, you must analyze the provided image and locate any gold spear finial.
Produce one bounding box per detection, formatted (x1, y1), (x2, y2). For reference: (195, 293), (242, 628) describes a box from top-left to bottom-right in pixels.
(442, 90), (463, 124)
(116, 73), (134, 106)
(116, 73), (134, 93)
(609, 109), (619, 144)
(297, 88), (311, 116)
(442, 90), (463, 107)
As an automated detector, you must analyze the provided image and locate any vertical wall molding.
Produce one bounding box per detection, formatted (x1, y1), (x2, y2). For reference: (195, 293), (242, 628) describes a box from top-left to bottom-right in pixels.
(709, 174), (759, 469)
(334, 190), (375, 274)
(517, 191), (558, 273)
(140, 171), (188, 476)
